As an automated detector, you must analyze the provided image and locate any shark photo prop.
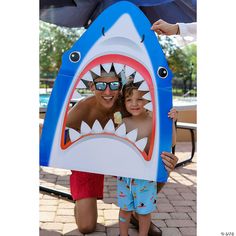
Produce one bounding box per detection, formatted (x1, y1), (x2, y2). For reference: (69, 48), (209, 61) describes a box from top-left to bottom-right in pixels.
(40, 1), (173, 182)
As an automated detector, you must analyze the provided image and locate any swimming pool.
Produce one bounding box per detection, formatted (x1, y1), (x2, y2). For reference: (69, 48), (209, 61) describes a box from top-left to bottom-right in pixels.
(40, 93), (50, 108)
(40, 93), (197, 111)
(173, 97), (197, 111)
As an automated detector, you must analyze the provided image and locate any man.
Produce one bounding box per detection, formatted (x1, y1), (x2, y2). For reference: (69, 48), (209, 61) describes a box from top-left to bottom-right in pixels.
(66, 67), (178, 235)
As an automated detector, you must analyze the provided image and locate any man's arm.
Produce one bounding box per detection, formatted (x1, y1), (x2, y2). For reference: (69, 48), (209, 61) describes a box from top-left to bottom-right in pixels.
(157, 152), (178, 193)
(66, 99), (87, 130)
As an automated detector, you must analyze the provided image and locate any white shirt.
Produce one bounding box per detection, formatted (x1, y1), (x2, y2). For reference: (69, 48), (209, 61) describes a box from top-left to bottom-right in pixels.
(178, 22), (197, 41)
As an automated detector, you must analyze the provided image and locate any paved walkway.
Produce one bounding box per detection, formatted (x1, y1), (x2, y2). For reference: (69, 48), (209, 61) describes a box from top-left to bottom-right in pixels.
(40, 143), (196, 236)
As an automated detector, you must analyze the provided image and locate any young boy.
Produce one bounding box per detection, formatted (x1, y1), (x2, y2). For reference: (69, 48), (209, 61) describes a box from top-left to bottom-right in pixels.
(117, 80), (177, 236)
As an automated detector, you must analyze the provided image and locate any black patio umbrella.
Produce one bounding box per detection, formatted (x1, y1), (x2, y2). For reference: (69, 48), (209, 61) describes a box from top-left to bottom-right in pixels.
(40, 0), (196, 28)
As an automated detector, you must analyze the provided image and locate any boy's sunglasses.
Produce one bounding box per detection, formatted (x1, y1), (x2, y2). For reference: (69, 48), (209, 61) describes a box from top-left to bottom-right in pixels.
(94, 81), (122, 91)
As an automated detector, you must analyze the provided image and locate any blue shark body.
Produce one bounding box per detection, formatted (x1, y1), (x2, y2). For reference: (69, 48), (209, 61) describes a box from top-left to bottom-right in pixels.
(40, 1), (173, 182)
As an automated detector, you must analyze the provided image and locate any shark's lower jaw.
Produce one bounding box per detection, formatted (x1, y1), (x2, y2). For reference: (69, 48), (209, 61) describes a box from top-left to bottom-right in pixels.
(65, 133), (148, 160)
(61, 54), (156, 161)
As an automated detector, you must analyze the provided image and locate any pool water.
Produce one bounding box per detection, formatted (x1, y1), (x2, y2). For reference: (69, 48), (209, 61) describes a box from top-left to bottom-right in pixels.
(40, 94), (50, 108)
(173, 97), (197, 111)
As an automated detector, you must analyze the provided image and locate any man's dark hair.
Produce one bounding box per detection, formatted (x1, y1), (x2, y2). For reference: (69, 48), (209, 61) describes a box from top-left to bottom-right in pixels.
(90, 65), (122, 82)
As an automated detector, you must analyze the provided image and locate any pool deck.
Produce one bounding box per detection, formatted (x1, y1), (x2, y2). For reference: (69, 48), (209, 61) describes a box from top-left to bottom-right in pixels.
(40, 142), (197, 236)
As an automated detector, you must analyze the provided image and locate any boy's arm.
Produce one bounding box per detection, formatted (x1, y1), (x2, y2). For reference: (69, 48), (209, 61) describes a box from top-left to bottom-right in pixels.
(168, 108), (178, 147)
(172, 120), (177, 147)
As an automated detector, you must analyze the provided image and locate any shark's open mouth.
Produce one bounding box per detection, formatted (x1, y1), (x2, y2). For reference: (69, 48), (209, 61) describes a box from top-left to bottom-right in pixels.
(61, 54), (156, 161)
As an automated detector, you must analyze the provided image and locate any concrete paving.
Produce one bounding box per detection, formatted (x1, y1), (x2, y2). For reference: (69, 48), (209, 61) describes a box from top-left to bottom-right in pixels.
(40, 143), (196, 236)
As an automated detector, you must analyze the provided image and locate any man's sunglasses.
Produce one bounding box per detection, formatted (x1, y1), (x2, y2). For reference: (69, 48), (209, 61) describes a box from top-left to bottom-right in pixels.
(94, 81), (122, 91)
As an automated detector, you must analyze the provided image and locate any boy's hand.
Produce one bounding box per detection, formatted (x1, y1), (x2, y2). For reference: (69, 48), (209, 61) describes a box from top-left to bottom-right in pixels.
(168, 108), (178, 122)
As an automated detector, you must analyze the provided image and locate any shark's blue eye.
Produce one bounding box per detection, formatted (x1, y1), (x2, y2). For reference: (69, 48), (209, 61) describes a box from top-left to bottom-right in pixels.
(157, 67), (168, 79)
(69, 51), (81, 63)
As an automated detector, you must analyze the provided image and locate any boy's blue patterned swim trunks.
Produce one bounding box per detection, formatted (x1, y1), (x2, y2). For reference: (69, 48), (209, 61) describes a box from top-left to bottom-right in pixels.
(117, 177), (157, 215)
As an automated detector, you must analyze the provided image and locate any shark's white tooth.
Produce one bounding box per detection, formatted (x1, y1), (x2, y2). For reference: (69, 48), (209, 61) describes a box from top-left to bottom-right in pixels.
(113, 63), (124, 74)
(91, 65), (101, 76)
(68, 128), (81, 142)
(76, 80), (87, 89)
(115, 123), (126, 137)
(144, 102), (153, 111)
(80, 121), (92, 135)
(92, 120), (103, 133)
(142, 92), (151, 101)
(138, 81), (149, 91)
(135, 137), (148, 151)
(81, 71), (93, 82)
(126, 129), (138, 142)
(102, 63), (112, 73)
(134, 72), (144, 83)
(72, 90), (82, 99)
(125, 65), (135, 77)
(104, 119), (115, 133)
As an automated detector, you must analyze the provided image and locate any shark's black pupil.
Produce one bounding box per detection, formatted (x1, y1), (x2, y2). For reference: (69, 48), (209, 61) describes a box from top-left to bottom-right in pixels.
(70, 52), (80, 62)
(158, 67), (168, 78)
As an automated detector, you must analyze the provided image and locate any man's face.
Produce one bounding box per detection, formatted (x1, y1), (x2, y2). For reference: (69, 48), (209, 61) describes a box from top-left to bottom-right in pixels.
(91, 76), (121, 109)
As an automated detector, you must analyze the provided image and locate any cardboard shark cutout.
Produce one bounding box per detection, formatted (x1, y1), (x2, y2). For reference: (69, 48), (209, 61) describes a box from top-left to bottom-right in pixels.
(40, 1), (173, 182)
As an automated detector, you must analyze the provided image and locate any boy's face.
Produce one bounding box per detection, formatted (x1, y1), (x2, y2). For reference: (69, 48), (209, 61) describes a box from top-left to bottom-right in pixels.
(125, 89), (148, 116)
(90, 76), (121, 110)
